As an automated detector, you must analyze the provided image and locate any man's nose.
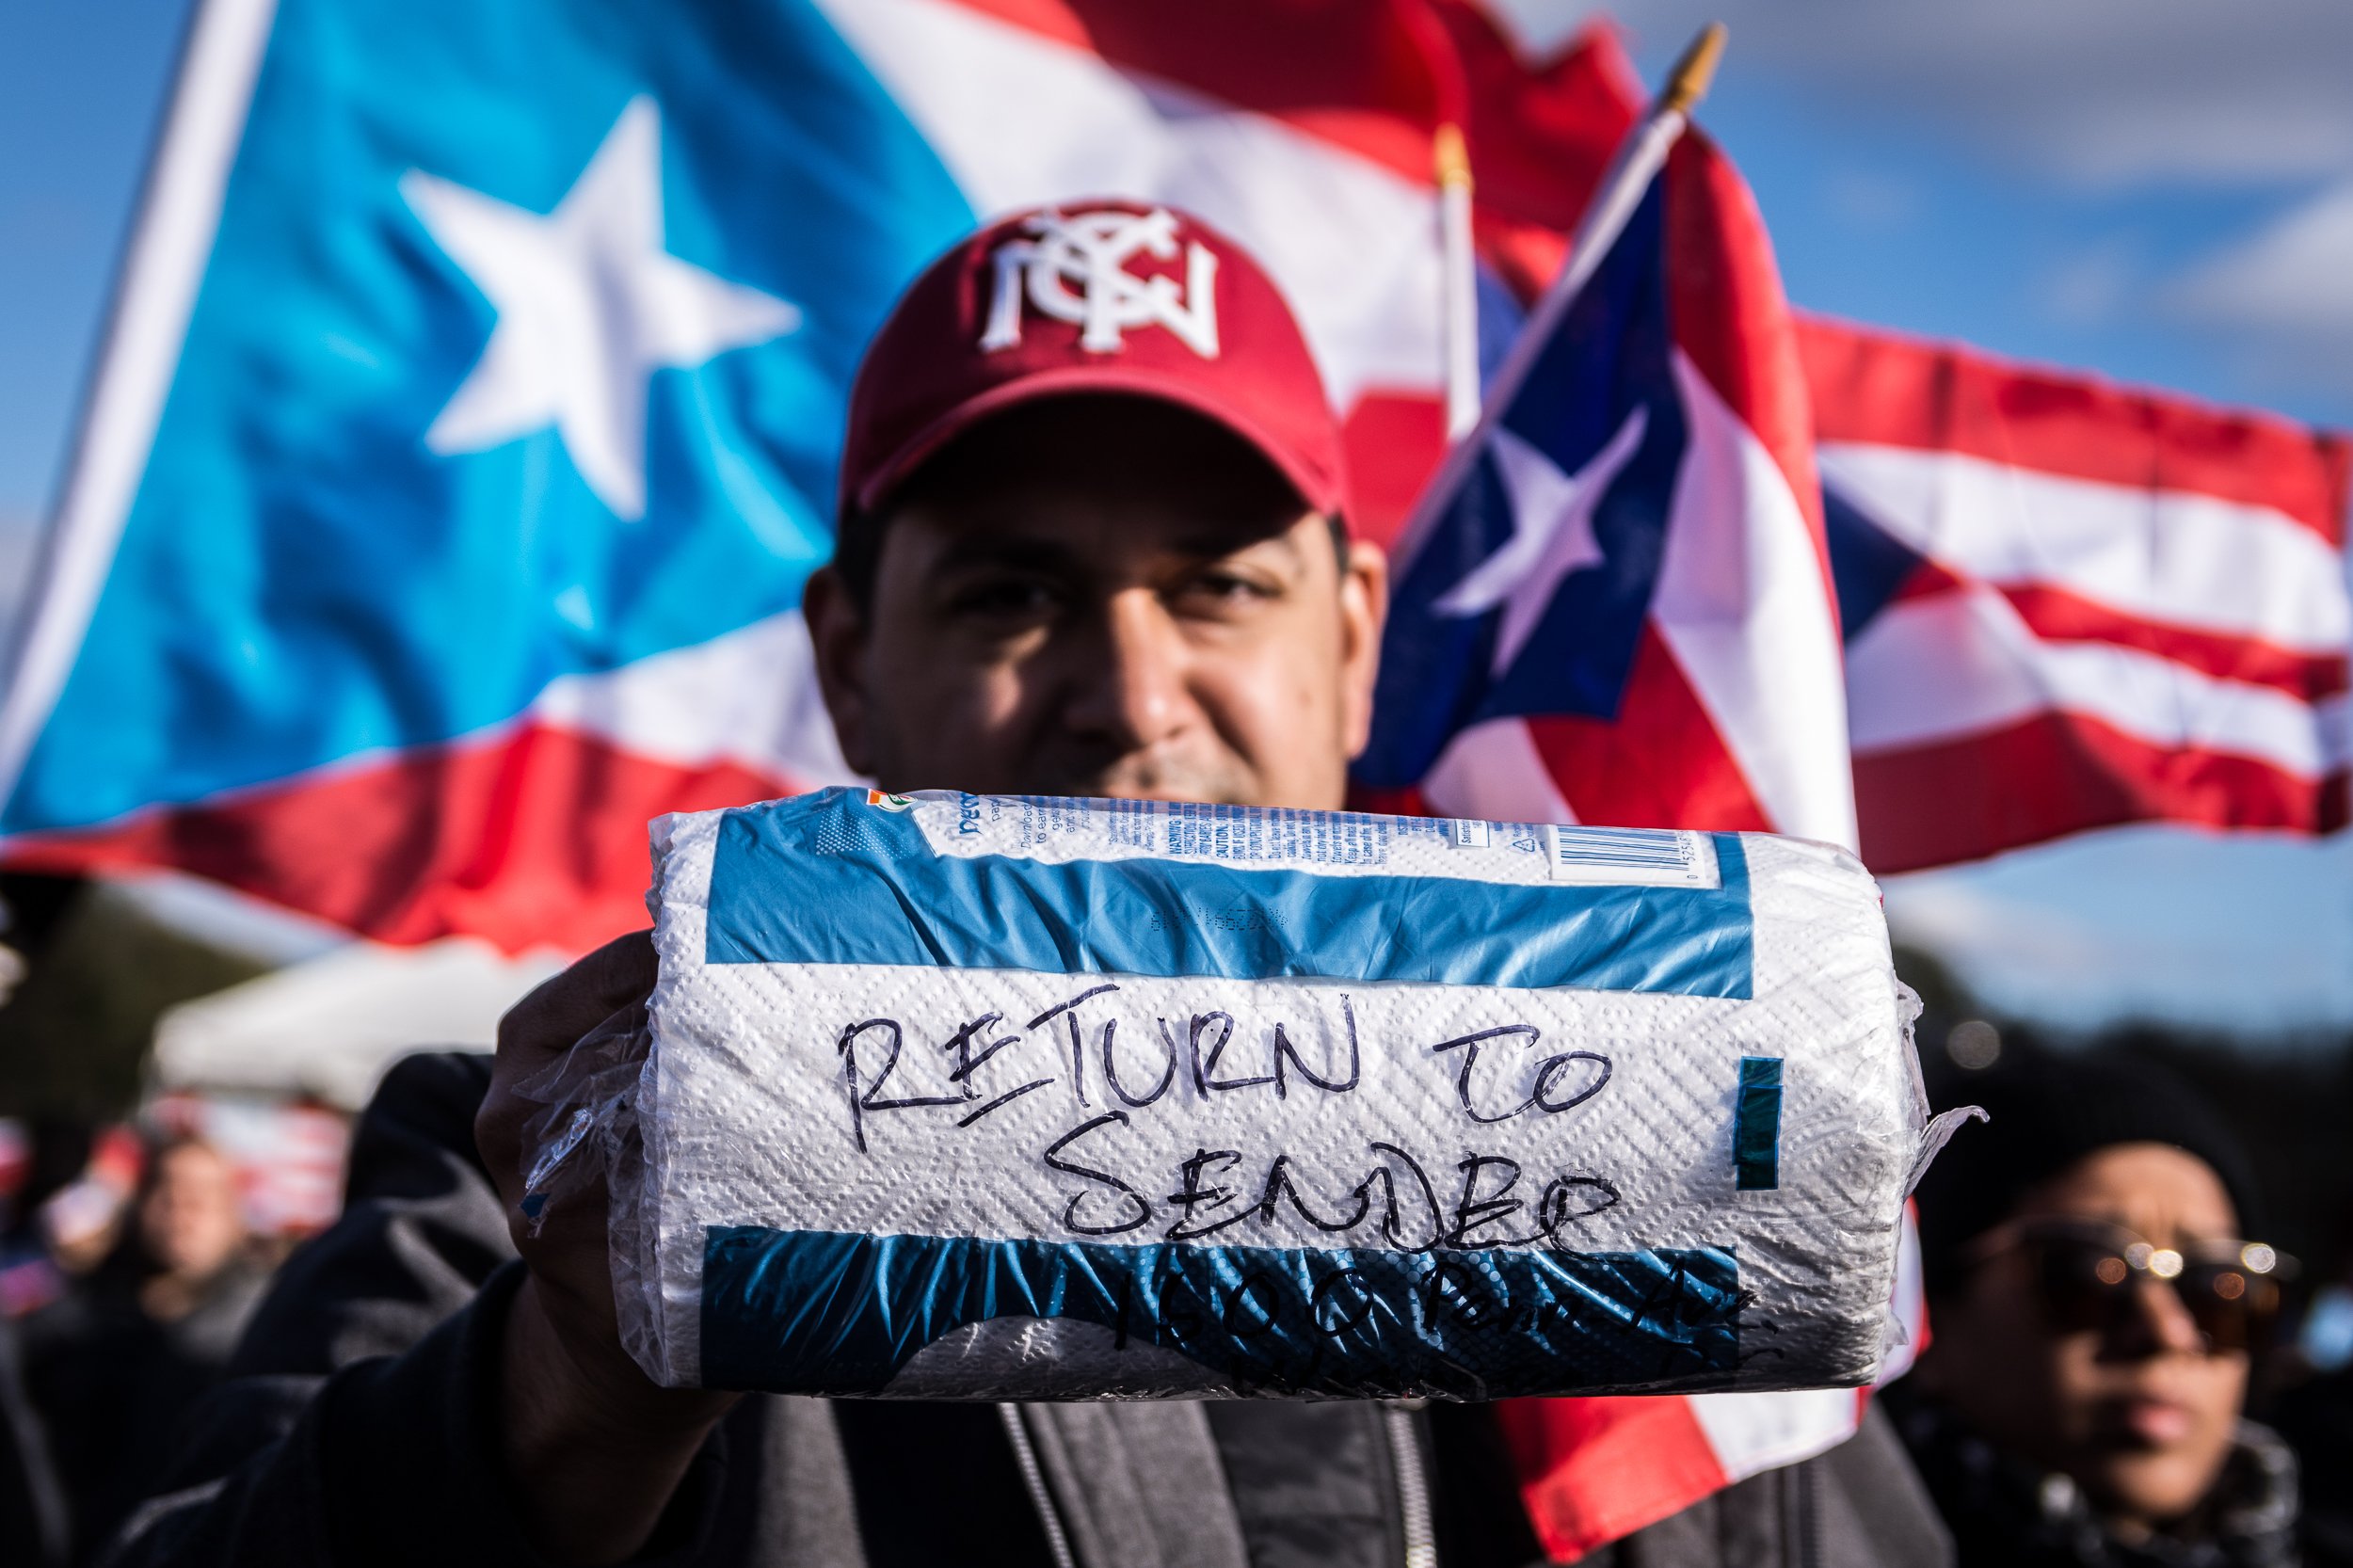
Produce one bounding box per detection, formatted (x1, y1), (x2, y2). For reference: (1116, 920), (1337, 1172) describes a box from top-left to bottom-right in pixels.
(1064, 588), (1191, 750)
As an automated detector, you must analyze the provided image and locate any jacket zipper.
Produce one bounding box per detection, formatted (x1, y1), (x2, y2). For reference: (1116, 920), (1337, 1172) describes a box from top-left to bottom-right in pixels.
(1385, 1402), (1439, 1568)
(998, 1402), (1080, 1568)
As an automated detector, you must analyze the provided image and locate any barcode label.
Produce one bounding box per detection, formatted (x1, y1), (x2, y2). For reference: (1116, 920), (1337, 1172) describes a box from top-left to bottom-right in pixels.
(1547, 825), (1721, 888)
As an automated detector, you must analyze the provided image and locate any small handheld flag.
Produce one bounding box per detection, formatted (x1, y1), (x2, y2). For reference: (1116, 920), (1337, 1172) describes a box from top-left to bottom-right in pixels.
(1356, 21), (1853, 852)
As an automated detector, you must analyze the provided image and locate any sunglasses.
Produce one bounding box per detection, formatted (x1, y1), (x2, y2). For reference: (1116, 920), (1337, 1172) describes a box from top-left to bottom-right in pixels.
(1971, 1219), (2296, 1353)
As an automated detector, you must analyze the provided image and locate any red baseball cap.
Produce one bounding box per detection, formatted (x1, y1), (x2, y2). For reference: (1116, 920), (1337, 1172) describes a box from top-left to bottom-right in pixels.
(839, 200), (1349, 526)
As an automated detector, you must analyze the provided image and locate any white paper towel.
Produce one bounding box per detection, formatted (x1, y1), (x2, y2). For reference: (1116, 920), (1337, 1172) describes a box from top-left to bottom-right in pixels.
(611, 788), (1929, 1400)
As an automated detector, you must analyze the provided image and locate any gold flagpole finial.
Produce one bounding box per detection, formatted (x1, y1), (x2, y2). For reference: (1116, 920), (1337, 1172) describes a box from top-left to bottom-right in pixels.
(1433, 121), (1471, 189)
(1660, 23), (1728, 115)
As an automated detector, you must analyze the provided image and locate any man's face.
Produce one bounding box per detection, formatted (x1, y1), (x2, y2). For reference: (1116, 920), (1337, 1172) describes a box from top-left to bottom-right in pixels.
(1920, 1143), (2249, 1530)
(808, 399), (1385, 811)
(141, 1143), (246, 1281)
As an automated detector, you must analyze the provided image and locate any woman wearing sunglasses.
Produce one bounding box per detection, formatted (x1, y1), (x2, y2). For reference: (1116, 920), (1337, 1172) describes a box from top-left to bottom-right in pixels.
(1897, 1039), (2301, 1568)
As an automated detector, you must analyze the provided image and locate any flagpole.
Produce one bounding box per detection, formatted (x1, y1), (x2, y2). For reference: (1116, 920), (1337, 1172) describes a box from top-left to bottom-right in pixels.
(1436, 121), (1481, 440)
(1551, 22), (1726, 334)
(1390, 22), (1729, 567)
(1394, 0), (1482, 441)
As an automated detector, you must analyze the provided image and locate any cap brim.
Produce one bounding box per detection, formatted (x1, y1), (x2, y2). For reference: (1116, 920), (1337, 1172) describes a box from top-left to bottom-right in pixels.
(851, 363), (1345, 522)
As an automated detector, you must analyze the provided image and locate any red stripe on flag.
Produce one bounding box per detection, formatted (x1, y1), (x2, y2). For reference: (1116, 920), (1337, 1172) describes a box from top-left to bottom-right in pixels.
(1521, 628), (1775, 831)
(1663, 133), (1833, 608)
(932, 0), (1642, 257)
(1996, 583), (2352, 704)
(1854, 710), (2350, 873)
(933, 0), (1441, 184)
(1345, 780), (1434, 817)
(1434, 5), (1640, 234)
(0, 725), (795, 952)
(1341, 390), (1448, 552)
(1497, 1394), (1729, 1561)
(1801, 314), (2353, 545)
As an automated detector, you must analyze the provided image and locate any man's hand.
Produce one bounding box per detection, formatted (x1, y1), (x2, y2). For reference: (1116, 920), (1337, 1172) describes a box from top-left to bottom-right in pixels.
(475, 932), (742, 1565)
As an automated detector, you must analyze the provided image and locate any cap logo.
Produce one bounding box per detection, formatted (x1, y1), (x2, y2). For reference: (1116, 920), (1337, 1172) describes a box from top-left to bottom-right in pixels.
(979, 208), (1220, 360)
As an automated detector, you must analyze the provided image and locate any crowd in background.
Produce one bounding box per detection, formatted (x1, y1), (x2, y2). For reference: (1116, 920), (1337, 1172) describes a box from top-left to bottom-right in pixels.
(0, 1020), (2340, 1566)
(0, 1118), (292, 1563)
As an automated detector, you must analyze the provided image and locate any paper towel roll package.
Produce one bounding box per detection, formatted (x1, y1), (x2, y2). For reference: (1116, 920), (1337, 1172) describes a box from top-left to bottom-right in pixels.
(610, 787), (1935, 1400)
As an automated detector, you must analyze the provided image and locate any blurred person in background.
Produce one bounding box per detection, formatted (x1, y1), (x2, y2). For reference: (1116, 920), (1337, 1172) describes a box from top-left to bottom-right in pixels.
(1896, 1041), (2301, 1568)
(0, 1124), (148, 1324)
(33, 1127), (145, 1285)
(23, 1134), (266, 1562)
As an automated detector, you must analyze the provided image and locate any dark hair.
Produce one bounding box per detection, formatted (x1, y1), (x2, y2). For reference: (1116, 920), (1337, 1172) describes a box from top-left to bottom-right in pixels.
(1913, 1037), (2265, 1299)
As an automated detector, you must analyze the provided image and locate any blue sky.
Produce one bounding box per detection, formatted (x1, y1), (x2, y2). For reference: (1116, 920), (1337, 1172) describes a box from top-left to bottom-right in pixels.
(1529, 0), (2353, 428)
(0, 0), (190, 539)
(2, 0), (2348, 1036)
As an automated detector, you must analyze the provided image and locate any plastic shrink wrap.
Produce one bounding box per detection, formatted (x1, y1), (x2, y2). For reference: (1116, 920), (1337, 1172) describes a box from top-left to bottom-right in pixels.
(535, 788), (1949, 1400)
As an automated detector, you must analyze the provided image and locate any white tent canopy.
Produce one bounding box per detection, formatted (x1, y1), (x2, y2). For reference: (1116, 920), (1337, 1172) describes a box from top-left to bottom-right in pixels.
(152, 937), (567, 1111)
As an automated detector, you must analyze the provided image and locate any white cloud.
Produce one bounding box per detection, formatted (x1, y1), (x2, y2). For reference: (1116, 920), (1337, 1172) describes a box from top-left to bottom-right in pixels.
(1821, 168), (1921, 232)
(2161, 180), (2353, 397)
(2169, 180), (2353, 334)
(2038, 240), (2139, 328)
(1484, 0), (2353, 189)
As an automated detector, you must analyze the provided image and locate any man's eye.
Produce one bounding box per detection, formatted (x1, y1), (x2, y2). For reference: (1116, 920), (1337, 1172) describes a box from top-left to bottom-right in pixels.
(1181, 571), (1276, 608)
(947, 578), (1059, 620)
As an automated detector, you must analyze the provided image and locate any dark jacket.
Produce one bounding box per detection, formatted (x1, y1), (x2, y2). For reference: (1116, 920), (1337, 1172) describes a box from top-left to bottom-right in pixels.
(2273, 1364), (2353, 1568)
(106, 1051), (1951, 1568)
(1891, 1390), (2299, 1568)
(22, 1244), (265, 1562)
(0, 1310), (69, 1568)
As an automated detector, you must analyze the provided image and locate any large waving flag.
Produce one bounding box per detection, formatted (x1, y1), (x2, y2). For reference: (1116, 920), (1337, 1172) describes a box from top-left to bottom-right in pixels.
(0, 0), (1637, 950)
(11, 0), (2339, 931)
(1804, 316), (2353, 872)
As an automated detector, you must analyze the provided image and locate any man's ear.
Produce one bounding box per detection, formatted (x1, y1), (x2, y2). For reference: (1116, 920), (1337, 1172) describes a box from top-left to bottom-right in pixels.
(803, 564), (877, 777)
(1337, 536), (1389, 762)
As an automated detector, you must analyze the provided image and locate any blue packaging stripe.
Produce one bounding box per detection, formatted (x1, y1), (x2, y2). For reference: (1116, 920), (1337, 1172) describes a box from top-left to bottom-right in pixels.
(702, 791), (1754, 999)
(698, 1226), (1743, 1398)
(1734, 1056), (1784, 1192)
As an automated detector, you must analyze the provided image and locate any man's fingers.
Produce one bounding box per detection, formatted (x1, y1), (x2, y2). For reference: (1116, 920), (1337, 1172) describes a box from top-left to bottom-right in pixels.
(501, 930), (659, 1059)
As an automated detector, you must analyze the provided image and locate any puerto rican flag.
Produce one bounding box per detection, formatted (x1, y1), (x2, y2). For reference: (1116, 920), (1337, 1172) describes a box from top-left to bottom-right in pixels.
(0, 0), (1643, 951)
(1345, 66), (1889, 1556)
(1353, 120), (1854, 855)
(1805, 316), (2353, 872)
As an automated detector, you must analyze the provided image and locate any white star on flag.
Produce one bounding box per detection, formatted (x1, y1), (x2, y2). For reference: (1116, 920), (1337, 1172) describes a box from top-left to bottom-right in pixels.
(1433, 407), (1649, 674)
(400, 96), (801, 520)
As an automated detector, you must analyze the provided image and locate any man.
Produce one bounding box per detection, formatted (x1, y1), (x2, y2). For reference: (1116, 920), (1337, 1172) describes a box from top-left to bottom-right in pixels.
(1895, 1040), (2301, 1568)
(109, 202), (1947, 1567)
(23, 1134), (264, 1560)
